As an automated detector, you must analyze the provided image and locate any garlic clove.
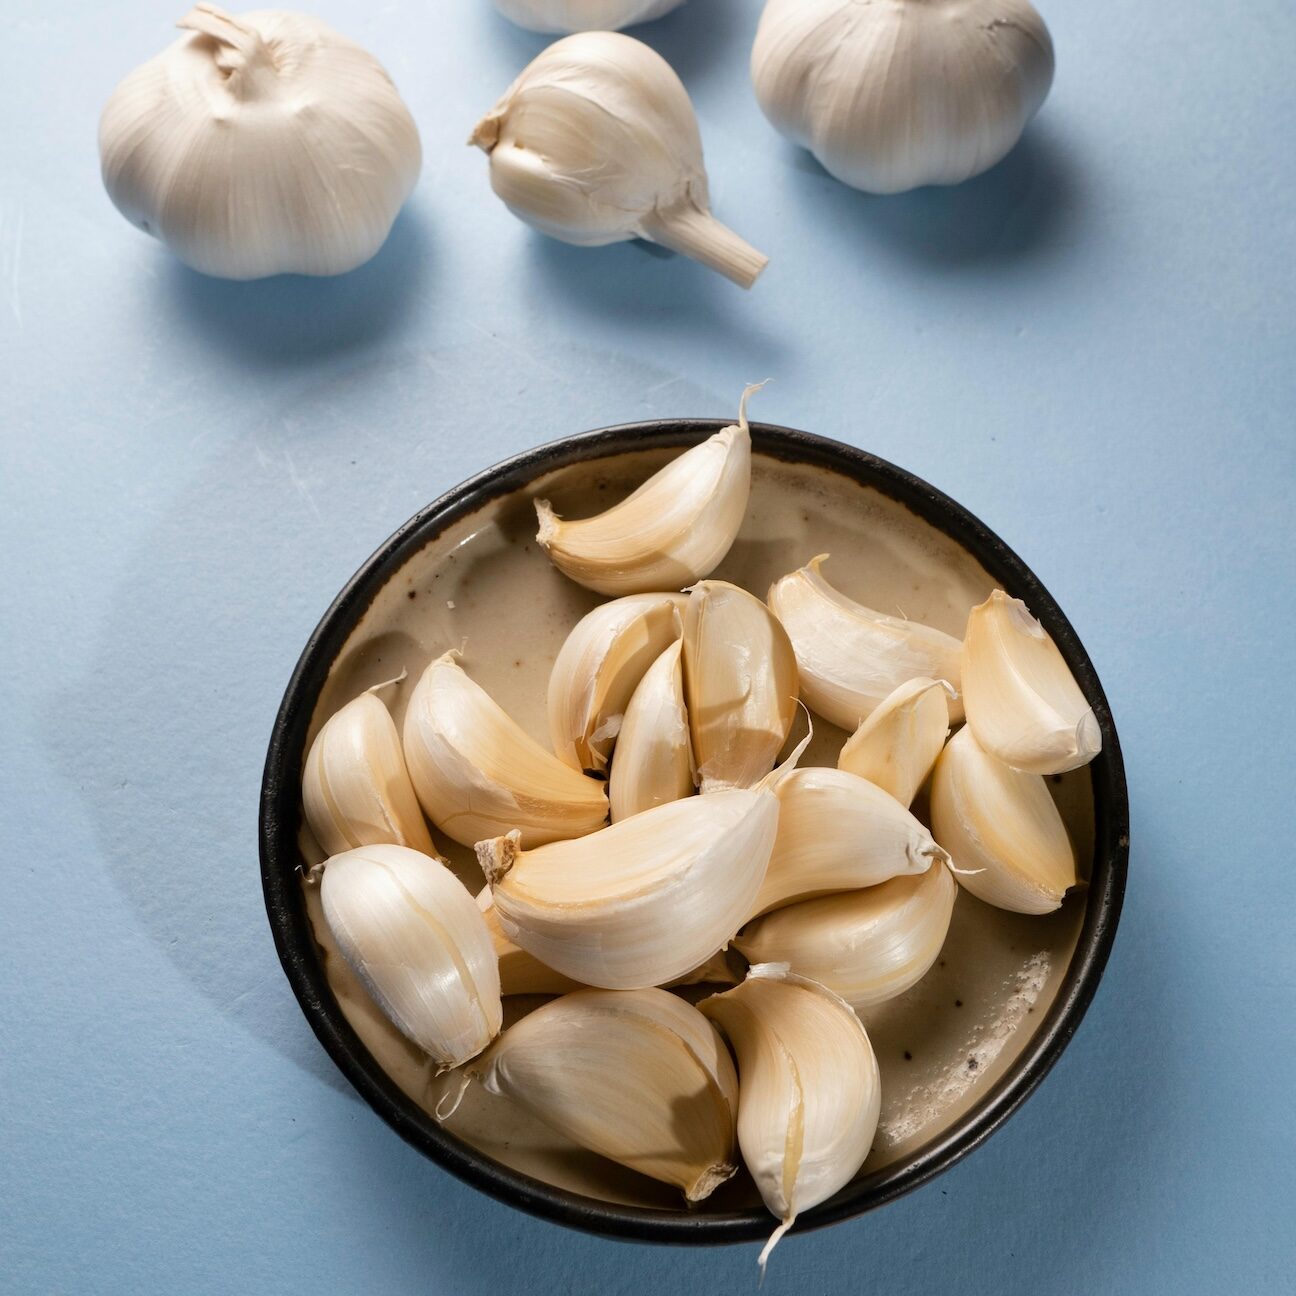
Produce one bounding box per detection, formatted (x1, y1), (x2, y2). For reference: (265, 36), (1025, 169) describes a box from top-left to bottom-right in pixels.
(929, 724), (1077, 914)
(318, 844), (502, 1069)
(100, 5), (420, 279)
(609, 639), (695, 821)
(768, 555), (965, 729)
(682, 580), (799, 793)
(548, 592), (686, 775)
(402, 652), (607, 849)
(700, 965), (881, 1270)
(471, 33), (768, 286)
(535, 394), (754, 596)
(837, 676), (953, 808)
(734, 862), (957, 1010)
(459, 987), (738, 1201)
(476, 887), (586, 997)
(494, 0), (686, 34)
(962, 589), (1102, 775)
(751, 766), (950, 918)
(478, 779), (781, 990)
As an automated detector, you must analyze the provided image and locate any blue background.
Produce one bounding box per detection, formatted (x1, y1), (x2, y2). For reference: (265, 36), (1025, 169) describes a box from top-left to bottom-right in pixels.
(3, 1), (1293, 1292)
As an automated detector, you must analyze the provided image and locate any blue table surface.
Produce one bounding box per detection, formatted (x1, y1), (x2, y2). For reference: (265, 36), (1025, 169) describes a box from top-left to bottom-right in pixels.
(3, 2), (1293, 1292)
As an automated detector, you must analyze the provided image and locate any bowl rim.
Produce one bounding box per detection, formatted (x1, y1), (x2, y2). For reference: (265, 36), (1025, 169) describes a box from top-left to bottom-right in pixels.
(259, 419), (1129, 1245)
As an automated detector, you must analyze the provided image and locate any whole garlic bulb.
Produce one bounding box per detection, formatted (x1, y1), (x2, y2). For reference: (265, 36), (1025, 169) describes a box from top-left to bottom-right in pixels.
(99, 5), (421, 278)
(750, 0), (1055, 194)
(494, 0), (686, 34)
(471, 33), (768, 287)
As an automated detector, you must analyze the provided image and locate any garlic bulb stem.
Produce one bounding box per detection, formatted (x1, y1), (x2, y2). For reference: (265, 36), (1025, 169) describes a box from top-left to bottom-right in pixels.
(639, 203), (769, 290)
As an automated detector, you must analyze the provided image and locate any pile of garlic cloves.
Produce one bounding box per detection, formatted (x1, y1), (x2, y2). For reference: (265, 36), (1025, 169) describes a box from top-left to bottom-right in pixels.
(301, 393), (1101, 1267)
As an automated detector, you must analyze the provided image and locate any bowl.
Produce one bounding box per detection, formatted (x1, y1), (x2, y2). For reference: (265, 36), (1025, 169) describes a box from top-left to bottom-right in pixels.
(259, 419), (1128, 1244)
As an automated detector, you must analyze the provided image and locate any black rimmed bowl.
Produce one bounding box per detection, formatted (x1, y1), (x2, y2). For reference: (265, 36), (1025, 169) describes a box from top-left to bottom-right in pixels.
(260, 419), (1128, 1246)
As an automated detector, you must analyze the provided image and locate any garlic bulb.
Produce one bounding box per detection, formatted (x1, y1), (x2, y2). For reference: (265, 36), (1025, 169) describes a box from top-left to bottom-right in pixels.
(318, 845), (501, 1069)
(837, 677), (953, 808)
(609, 639), (694, 822)
(477, 887), (585, 997)
(402, 652), (607, 848)
(701, 965), (881, 1269)
(929, 725), (1077, 914)
(734, 862), (957, 1010)
(683, 580), (799, 793)
(548, 593), (685, 774)
(752, 767), (949, 918)
(768, 555), (965, 730)
(494, 0), (686, 34)
(99, 5), (420, 279)
(478, 776), (783, 989)
(750, 0), (1054, 195)
(535, 396), (754, 596)
(471, 33), (768, 287)
(460, 988), (738, 1201)
(962, 590), (1102, 775)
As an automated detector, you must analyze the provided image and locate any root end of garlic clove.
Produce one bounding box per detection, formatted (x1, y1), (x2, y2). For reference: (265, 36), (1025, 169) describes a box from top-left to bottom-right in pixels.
(476, 830), (521, 887)
(685, 1160), (739, 1203)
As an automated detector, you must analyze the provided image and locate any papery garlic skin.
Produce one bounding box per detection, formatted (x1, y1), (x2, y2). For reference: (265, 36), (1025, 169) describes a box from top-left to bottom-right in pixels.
(734, 862), (957, 1010)
(463, 988), (738, 1201)
(548, 593), (685, 774)
(402, 652), (607, 848)
(701, 965), (881, 1268)
(837, 677), (952, 807)
(752, 766), (949, 918)
(100, 5), (420, 279)
(319, 845), (501, 1068)
(683, 580), (799, 792)
(609, 639), (695, 821)
(476, 887), (585, 996)
(768, 555), (965, 729)
(536, 403), (753, 596)
(471, 33), (768, 286)
(495, 0), (685, 34)
(962, 589), (1102, 775)
(751, 0), (1054, 195)
(929, 725), (1077, 914)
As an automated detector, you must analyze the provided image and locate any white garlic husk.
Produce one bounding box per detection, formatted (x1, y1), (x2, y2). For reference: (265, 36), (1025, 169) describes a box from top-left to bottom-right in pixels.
(768, 555), (965, 730)
(99, 5), (420, 279)
(962, 589), (1102, 775)
(750, 0), (1054, 195)
(536, 394), (754, 595)
(734, 862), (957, 1010)
(494, 0), (686, 34)
(683, 580), (799, 793)
(476, 887), (585, 997)
(700, 965), (881, 1271)
(457, 987), (738, 1201)
(609, 639), (695, 822)
(317, 844), (502, 1069)
(402, 652), (607, 848)
(837, 676), (953, 808)
(751, 766), (950, 918)
(547, 592), (685, 774)
(471, 33), (768, 286)
(929, 724), (1077, 914)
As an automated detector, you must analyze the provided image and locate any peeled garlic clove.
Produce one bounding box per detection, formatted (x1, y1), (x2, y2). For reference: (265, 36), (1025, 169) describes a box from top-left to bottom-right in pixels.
(700, 965), (881, 1269)
(609, 639), (694, 821)
(752, 767), (950, 918)
(548, 592), (686, 774)
(461, 987), (738, 1201)
(962, 589), (1102, 775)
(536, 396), (753, 596)
(683, 580), (799, 792)
(402, 652), (607, 848)
(929, 725), (1077, 914)
(302, 683), (433, 857)
(476, 887), (585, 997)
(100, 6), (420, 279)
(734, 863), (957, 1010)
(478, 779), (781, 989)
(837, 677), (952, 807)
(494, 0), (686, 33)
(471, 33), (768, 287)
(750, 0), (1053, 195)
(768, 555), (965, 729)
(318, 844), (502, 1069)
